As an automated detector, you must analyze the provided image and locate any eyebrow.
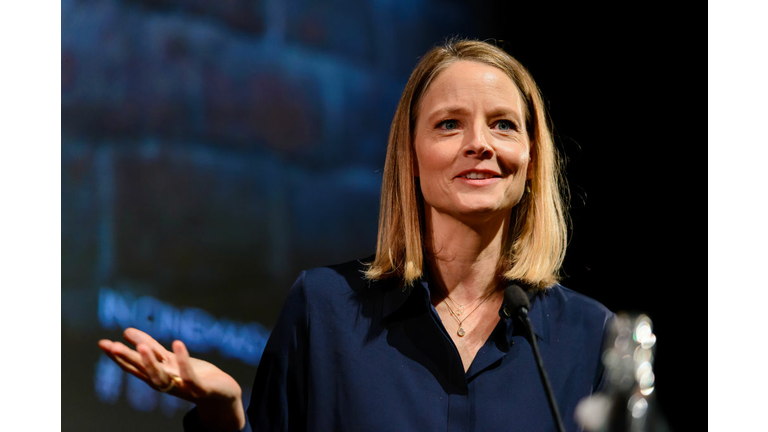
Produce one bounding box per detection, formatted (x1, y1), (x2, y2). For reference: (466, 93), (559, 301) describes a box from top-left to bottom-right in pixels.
(424, 105), (523, 123)
(424, 106), (471, 122)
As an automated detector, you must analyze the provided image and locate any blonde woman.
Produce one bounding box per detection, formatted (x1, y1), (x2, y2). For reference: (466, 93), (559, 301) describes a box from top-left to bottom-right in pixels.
(99, 38), (613, 432)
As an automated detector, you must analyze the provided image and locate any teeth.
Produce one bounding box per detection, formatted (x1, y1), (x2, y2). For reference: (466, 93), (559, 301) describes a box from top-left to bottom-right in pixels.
(463, 172), (494, 179)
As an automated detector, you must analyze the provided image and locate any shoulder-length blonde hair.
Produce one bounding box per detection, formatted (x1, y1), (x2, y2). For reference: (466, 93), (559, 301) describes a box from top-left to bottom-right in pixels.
(364, 38), (569, 290)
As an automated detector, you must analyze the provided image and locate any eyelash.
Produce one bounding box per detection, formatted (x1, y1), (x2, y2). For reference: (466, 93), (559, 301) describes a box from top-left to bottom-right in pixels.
(437, 119), (459, 130)
(494, 120), (518, 131)
(435, 119), (519, 132)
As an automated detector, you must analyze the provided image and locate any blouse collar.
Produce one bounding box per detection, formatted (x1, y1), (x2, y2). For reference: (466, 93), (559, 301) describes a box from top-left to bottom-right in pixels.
(381, 270), (550, 345)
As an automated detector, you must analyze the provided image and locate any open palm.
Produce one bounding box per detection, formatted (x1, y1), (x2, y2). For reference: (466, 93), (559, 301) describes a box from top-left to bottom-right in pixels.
(98, 327), (245, 430)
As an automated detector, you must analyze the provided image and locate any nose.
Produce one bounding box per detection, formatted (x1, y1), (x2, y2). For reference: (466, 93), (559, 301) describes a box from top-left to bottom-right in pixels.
(463, 125), (493, 159)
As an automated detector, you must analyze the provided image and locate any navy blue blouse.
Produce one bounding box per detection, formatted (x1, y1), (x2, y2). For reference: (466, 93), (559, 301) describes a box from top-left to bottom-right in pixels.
(186, 258), (614, 431)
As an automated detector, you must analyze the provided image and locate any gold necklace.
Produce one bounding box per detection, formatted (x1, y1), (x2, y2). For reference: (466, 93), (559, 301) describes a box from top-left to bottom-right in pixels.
(445, 295), (468, 316)
(443, 294), (492, 337)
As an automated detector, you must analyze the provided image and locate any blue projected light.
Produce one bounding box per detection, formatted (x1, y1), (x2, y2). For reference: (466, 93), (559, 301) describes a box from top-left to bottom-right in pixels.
(95, 354), (196, 417)
(96, 288), (269, 418)
(127, 373), (160, 412)
(98, 288), (270, 366)
(95, 355), (123, 404)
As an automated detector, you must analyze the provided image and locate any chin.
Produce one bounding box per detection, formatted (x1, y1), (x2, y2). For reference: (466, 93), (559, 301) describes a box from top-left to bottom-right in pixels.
(424, 195), (521, 225)
(460, 196), (518, 212)
(451, 203), (513, 222)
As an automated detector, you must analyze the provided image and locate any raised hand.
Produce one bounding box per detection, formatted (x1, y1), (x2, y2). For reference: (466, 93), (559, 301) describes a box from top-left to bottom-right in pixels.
(98, 328), (246, 431)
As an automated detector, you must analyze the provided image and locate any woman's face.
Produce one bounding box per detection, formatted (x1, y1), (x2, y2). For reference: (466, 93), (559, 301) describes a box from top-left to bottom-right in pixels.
(413, 60), (532, 224)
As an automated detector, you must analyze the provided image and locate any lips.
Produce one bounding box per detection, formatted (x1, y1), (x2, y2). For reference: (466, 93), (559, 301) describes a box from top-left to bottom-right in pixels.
(454, 169), (503, 186)
(455, 169), (501, 179)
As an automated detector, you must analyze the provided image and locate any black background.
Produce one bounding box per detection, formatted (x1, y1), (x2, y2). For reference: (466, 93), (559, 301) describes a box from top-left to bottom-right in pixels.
(472, 4), (700, 430)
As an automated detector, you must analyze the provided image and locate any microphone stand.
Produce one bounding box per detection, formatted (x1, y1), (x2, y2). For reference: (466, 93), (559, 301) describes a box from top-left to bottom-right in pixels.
(502, 284), (565, 432)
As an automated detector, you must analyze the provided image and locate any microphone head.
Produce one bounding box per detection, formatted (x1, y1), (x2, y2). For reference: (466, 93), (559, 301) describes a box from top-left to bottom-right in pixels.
(501, 283), (530, 319)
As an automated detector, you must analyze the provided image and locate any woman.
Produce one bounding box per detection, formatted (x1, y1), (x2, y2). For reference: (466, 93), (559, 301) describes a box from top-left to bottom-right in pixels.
(99, 38), (613, 431)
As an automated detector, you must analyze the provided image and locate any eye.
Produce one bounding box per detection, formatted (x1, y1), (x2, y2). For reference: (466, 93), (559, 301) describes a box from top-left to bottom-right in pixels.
(437, 119), (459, 130)
(495, 120), (517, 131)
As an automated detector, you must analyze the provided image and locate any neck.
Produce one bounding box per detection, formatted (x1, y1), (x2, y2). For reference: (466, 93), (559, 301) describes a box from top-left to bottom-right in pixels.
(424, 207), (509, 305)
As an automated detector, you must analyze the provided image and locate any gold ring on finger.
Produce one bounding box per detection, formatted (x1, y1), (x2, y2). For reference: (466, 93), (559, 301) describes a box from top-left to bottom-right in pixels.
(157, 374), (182, 393)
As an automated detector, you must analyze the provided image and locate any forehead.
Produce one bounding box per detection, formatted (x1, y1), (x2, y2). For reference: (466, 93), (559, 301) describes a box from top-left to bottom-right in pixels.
(418, 60), (524, 118)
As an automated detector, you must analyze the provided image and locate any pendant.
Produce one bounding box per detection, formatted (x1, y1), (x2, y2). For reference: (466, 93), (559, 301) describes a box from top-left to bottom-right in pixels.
(457, 327), (466, 337)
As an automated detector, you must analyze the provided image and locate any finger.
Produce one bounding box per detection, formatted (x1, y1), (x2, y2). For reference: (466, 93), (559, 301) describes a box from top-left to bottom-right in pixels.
(109, 352), (148, 379)
(123, 328), (171, 362)
(173, 340), (201, 393)
(97, 339), (119, 358)
(99, 341), (150, 382)
(138, 343), (175, 391)
(106, 341), (147, 370)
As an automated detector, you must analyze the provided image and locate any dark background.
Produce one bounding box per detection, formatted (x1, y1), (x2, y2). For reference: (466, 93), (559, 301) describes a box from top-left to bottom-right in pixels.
(481, 6), (697, 430)
(62, 0), (697, 430)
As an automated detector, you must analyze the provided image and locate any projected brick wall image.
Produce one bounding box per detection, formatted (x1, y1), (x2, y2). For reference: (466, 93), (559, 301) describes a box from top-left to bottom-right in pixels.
(62, 0), (474, 430)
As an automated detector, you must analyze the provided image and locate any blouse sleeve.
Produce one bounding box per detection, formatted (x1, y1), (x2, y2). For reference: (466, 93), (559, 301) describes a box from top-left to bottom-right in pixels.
(181, 272), (309, 432)
(246, 271), (311, 431)
(593, 311), (617, 393)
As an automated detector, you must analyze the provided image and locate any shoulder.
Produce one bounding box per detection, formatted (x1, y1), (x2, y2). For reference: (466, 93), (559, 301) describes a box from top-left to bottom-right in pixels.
(298, 255), (377, 294)
(536, 285), (615, 392)
(269, 256), (384, 337)
(287, 255), (389, 309)
(546, 284), (612, 313)
(537, 283), (614, 327)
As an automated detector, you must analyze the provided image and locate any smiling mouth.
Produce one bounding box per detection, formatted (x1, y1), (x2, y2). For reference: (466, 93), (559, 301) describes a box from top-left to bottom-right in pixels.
(457, 172), (501, 180)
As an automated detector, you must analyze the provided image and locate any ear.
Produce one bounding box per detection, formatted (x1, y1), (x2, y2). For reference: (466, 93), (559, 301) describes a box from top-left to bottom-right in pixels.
(526, 149), (535, 180)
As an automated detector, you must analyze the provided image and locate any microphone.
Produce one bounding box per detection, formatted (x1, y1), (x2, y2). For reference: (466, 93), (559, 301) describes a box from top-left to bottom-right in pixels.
(501, 283), (530, 319)
(502, 284), (566, 432)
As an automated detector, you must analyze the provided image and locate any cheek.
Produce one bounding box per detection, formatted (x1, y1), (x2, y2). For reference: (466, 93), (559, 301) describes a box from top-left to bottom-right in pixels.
(414, 150), (452, 204)
(497, 144), (531, 175)
(415, 142), (455, 177)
